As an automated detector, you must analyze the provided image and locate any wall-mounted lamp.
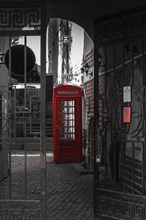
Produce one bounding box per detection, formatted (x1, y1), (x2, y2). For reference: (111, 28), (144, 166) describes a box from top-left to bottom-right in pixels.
(0, 52), (5, 64)
(84, 62), (90, 74)
(80, 62), (93, 77)
(67, 74), (73, 81)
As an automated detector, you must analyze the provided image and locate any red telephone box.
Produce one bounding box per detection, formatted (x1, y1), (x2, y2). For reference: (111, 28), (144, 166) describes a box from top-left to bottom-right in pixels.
(52, 84), (82, 163)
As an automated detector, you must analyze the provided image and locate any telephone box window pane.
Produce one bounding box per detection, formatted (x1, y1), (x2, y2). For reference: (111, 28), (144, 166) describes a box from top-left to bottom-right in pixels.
(59, 100), (76, 140)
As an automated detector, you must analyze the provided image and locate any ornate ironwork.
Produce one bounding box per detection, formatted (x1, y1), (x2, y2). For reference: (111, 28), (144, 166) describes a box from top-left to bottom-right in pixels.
(95, 5), (146, 220)
(106, 86), (143, 140)
(96, 189), (146, 219)
(0, 86), (44, 144)
(0, 86), (14, 143)
(0, 200), (40, 220)
(0, 6), (41, 32)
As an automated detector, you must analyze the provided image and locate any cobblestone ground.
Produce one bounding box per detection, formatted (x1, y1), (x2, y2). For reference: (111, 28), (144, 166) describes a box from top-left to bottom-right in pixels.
(0, 151), (101, 220)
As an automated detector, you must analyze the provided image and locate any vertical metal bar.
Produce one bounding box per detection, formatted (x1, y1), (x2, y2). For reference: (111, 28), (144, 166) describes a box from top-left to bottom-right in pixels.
(13, 86), (16, 141)
(8, 36), (12, 199)
(24, 122), (27, 199)
(104, 46), (108, 186)
(8, 36), (11, 86)
(30, 97), (32, 133)
(40, 1), (47, 219)
(142, 142), (145, 195)
(122, 41), (126, 192)
(132, 141), (135, 194)
(25, 34), (29, 199)
(113, 44), (116, 189)
(24, 36), (27, 107)
(123, 41), (126, 86)
(142, 38), (145, 196)
(131, 41), (134, 86)
(123, 141), (126, 192)
(24, 36), (27, 199)
(8, 145), (12, 199)
(93, 19), (100, 217)
(131, 41), (135, 195)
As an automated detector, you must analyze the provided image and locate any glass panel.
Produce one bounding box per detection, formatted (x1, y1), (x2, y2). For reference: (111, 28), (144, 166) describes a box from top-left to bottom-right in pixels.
(59, 100), (76, 140)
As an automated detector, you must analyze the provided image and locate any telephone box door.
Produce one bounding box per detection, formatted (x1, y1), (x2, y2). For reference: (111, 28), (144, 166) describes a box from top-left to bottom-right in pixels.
(53, 85), (82, 163)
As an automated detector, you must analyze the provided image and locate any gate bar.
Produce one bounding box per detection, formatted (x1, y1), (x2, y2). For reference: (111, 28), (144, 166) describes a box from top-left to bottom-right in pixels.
(112, 44), (116, 189)
(142, 38), (145, 196)
(40, 1), (47, 219)
(24, 36), (27, 107)
(104, 46), (108, 187)
(8, 36), (12, 199)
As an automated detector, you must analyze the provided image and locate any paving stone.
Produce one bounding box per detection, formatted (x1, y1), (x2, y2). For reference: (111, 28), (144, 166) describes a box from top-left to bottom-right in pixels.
(0, 151), (101, 220)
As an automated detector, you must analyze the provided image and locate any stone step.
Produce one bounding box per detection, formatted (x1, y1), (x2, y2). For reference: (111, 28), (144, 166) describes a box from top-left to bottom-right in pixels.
(11, 138), (53, 151)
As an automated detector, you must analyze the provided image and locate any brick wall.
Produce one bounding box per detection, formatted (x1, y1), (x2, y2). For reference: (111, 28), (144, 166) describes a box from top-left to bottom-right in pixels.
(83, 48), (94, 68)
(83, 79), (94, 169)
(83, 74), (105, 127)
(82, 48), (105, 169)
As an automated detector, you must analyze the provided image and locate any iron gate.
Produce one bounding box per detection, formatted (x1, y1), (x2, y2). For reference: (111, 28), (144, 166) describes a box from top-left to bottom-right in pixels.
(94, 6), (146, 220)
(0, 2), (47, 220)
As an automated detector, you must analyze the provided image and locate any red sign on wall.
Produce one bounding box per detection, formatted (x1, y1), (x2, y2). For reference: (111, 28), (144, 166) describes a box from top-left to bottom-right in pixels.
(123, 106), (131, 123)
